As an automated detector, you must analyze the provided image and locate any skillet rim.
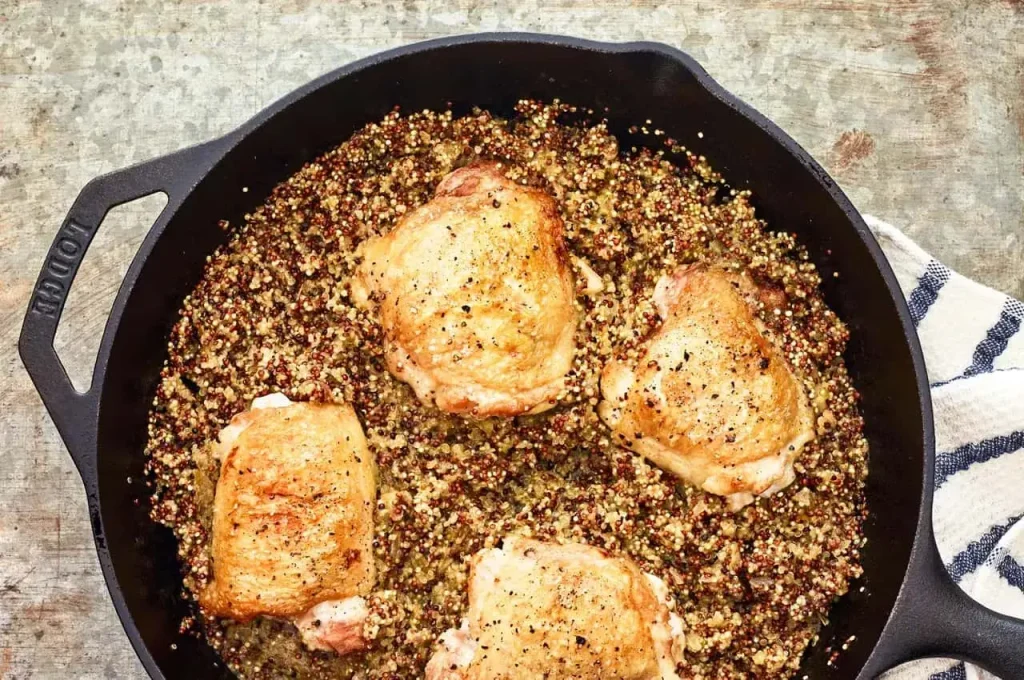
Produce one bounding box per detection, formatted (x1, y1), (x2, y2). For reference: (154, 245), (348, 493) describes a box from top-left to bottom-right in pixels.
(80, 32), (934, 679)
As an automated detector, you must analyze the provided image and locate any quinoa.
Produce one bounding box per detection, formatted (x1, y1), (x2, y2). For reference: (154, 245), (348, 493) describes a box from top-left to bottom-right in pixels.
(144, 100), (869, 679)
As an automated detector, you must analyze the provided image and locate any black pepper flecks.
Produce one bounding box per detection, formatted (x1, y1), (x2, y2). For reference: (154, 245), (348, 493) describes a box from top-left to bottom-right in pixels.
(144, 101), (868, 680)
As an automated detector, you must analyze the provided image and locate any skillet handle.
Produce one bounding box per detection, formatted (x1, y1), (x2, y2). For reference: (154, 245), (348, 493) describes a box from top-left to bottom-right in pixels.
(18, 142), (222, 482)
(863, 533), (1024, 679)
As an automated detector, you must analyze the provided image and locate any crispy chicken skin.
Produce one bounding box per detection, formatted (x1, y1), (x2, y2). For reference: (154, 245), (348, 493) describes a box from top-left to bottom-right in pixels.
(199, 394), (376, 626)
(351, 162), (577, 417)
(425, 537), (685, 680)
(598, 266), (815, 510)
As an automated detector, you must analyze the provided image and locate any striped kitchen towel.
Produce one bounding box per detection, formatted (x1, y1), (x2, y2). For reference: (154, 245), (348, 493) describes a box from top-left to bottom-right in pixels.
(866, 216), (1024, 680)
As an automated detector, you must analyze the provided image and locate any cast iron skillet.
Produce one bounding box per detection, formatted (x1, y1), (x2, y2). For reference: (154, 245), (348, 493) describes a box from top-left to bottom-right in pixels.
(18, 33), (1024, 680)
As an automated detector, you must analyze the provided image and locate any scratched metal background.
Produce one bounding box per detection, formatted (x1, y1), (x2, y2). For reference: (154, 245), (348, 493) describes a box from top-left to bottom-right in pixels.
(1, 1), (1022, 678)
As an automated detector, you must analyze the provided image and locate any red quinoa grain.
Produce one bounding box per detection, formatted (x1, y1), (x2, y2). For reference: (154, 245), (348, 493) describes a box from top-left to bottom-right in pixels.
(145, 101), (868, 679)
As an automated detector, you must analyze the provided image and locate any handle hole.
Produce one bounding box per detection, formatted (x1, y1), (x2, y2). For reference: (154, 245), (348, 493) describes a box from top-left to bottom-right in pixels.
(54, 192), (168, 392)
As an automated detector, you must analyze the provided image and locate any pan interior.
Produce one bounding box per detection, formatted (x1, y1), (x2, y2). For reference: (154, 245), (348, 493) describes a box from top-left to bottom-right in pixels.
(94, 38), (924, 679)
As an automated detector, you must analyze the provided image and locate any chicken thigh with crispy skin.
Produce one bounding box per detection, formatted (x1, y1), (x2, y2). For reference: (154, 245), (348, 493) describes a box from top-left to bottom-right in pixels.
(352, 162), (577, 417)
(598, 266), (815, 510)
(199, 394), (376, 655)
(425, 537), (685, 680)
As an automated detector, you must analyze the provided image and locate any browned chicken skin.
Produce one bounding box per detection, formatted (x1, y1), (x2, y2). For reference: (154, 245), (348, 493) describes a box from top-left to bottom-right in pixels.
(199, 394), (376, 655)
(599, 266), (815, 510)
(352, 162), (577, 417)
(425, 537), (685, 680)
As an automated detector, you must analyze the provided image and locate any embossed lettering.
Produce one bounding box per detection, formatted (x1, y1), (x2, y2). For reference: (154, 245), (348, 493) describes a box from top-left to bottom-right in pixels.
(31, 297), (59, 317)
(56, 236), (81, 258)
(38, 278), (65, 300)
(65, 220), (90, 237)
(47, 254), (72, 277)
(30, 219), (93, 317)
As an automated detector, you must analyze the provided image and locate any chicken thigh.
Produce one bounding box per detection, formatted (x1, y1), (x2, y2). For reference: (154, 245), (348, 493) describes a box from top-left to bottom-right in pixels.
(598, 266), (815, 510)
(425, 537), (685, 680)
(352, 162), (577, 417)
(199, 394), (376, 655)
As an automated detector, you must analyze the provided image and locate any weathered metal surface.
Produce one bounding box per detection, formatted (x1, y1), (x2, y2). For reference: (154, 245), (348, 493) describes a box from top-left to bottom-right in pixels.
(0, 1), (1020, 678)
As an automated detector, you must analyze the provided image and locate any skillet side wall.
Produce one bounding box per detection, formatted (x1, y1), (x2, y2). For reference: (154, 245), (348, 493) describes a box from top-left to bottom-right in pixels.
(94, 40), (925, 679)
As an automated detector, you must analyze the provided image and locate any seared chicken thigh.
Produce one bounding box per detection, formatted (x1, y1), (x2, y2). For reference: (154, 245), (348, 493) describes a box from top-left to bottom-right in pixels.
(295, 597), (372, 656)
(199, 394), (376, 654)
(599, 266), (815, 510)
(425, 537), (685, 680)
(352, 162), (577, 417)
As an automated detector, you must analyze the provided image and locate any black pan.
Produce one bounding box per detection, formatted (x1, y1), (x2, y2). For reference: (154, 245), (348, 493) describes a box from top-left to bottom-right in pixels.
(19, 34), (1024, 680)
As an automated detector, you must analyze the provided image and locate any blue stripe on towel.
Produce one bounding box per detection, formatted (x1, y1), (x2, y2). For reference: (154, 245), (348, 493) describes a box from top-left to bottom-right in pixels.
(961, 303), (1023, 378)
(907, 261), (951, 327)
(935, 430), (1024, 487)
(997, 554), (1024, 592)
(948, 514), (1024, 581)
(1009, 298), (1024, 319)
(931, 366), (1022, 390)
(928, 663), (966, 680)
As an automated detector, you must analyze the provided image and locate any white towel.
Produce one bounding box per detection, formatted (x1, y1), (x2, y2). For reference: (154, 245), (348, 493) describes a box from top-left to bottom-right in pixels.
(866, 216), (1024, 680)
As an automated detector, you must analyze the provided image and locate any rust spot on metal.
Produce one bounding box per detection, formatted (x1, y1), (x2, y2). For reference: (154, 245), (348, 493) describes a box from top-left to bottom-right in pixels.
(831, 130), (876, 171)
(19, 593), (92, 621)
(0, 647), (12, 676)
(907, 18), (968, 124)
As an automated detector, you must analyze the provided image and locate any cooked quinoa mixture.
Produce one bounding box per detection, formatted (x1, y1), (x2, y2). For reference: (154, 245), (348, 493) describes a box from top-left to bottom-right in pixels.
(144, 101), (868, 679)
